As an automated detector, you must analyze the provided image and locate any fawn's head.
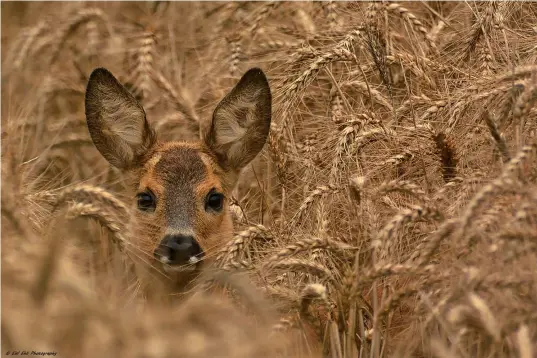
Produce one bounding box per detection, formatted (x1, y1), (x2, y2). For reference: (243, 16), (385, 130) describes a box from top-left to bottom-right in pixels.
(85, 68), (271, 288)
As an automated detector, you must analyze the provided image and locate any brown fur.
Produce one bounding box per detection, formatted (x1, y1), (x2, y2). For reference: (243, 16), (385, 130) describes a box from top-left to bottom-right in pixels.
(84, 67), (272, 298)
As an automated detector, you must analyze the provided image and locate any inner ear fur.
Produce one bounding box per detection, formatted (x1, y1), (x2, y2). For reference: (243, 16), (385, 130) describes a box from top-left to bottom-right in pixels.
(85, 67), (156, 170)
(203, 67), (272, 173)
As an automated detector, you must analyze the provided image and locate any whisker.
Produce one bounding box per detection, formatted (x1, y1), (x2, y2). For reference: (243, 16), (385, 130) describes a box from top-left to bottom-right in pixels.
(122, 246), (170, 280)
(122, 243), (156, 262)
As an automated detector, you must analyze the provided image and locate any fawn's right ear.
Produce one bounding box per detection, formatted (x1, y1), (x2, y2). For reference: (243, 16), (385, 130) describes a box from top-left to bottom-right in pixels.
(85, 68), (156, 170)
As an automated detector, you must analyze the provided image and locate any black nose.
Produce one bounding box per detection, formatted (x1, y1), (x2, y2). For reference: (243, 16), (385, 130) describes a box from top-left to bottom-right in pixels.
(154, 235), (203, 265)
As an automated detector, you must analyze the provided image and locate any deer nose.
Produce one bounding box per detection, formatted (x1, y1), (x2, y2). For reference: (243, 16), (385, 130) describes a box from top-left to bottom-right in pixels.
(154, 235), (203, 266)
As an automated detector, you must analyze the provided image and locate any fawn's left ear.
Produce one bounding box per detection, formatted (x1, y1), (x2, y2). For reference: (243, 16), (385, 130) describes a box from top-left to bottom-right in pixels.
(203, 68), (272, 172)
(85, 68), (156, 170)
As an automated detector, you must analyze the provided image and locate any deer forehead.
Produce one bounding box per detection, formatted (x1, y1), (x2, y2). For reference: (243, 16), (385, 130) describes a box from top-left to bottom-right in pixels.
(138, 143), (224, 211)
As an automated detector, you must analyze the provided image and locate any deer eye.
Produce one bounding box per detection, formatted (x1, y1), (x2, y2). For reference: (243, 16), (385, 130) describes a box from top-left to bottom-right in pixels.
(205, 190), (224, 212)
(136, 190), (156, 212)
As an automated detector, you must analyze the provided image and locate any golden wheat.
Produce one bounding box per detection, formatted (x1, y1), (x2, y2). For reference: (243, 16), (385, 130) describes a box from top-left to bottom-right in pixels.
(3, 2), (537, 357)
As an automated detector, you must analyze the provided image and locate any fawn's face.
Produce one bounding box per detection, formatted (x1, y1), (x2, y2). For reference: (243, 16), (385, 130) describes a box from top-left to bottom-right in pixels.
(85, 67), (271, 287)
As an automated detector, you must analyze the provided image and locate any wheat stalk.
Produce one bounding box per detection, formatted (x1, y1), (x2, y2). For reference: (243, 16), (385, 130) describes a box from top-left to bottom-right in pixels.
(50, 8), (111, 64)
(374, 205), (443, 264)
(264, 236), (357, 268)
(385, 3), (438, 54)
(483, 110), (510, 162)
(64, 202), (128, 252)
(50, 185), (129, 217)
(268, 259), (333, 281)
(288, 184), (340, 229)
(217, 224), (271, 264)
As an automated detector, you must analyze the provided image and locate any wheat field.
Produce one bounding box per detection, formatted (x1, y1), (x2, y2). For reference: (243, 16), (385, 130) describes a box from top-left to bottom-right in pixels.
(2, 1), (537, 357)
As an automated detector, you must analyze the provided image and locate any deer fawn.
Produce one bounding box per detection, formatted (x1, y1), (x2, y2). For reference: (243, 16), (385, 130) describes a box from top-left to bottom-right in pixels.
(85, 67), (271, 297)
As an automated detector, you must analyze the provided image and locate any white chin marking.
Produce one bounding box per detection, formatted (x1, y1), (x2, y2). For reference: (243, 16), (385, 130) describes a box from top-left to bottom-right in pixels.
(188, 256), (201, 265)
(162, 256), (201, 273)
(163, 265), (197, 273)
